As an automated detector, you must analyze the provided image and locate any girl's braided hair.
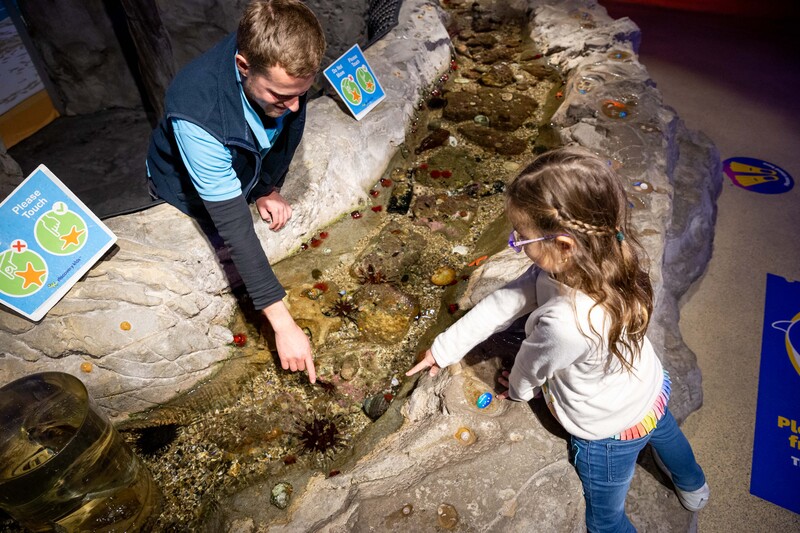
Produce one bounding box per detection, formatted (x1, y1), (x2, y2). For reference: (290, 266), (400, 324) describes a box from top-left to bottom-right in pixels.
(505, 146), (653, 371)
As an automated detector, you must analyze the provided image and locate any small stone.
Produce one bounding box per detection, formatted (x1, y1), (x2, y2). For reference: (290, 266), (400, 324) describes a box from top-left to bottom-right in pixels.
(431, 266), (457, 286)
(340, 357), (359, 381)
(270, 481), (293, 509)
(452, 245), (469, 255)
(503, 161), (521, 171)
(500, 92), (513, 102)
(453, 77), (471, 84)
(473, 114), (489, 125)
(402, 503), (413, 515)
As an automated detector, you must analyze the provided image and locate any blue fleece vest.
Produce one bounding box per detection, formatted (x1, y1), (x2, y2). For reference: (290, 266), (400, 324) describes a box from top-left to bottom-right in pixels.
(147, 33), (307, 218)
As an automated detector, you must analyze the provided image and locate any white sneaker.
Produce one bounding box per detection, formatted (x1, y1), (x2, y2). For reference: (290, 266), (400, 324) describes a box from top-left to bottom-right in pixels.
(652, 447), (710, 511)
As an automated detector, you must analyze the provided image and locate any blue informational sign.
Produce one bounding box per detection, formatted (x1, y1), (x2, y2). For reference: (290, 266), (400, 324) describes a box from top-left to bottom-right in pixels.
(750, 273), (800, 514)
(323, 44), (385, 121)
(0, 165), (117, 321)
(723, 157), (794, 194)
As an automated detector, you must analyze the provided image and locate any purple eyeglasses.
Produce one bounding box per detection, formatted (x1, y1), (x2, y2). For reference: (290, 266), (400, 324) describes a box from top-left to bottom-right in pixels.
(508, 231), (568, 253)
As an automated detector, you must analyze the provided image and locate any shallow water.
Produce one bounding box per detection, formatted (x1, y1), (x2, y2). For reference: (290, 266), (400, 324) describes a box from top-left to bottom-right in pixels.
(0, 5), (566, 531)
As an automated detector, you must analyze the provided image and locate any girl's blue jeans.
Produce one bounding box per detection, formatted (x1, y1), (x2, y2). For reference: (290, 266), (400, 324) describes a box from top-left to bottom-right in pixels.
(569, 408), (706, 533)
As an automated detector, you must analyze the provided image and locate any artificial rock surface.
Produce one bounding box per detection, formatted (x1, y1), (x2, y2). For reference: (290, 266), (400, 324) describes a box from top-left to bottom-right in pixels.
(201, 1), (720, 531)
(0, 0), (721, 530)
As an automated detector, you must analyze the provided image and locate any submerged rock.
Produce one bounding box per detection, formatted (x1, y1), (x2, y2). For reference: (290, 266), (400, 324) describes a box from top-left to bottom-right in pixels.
(350, 221), (425, 283)
(415, 128), (452, 154)
(458, 123), (528, 155)
(480, 62), (515, 87)
(353, 284), (420, 345)
(444, 88), (539, 131)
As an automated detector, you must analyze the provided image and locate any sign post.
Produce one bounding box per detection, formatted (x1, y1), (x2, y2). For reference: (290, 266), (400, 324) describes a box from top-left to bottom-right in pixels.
(0, 165), (117, 321)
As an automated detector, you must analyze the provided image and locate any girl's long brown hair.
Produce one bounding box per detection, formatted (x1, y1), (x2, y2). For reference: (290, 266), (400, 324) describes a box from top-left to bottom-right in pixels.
(505, 146), (653, 370)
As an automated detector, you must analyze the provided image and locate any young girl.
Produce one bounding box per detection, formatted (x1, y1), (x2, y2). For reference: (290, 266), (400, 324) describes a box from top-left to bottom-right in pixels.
(406, 147), (709, 532)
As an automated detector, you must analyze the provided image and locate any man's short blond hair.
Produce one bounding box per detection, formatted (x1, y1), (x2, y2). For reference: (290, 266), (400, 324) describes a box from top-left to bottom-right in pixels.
(237, 0), (326, 78)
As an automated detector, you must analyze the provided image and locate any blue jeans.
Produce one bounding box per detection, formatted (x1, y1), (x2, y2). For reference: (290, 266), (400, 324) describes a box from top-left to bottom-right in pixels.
(570, 408), (706, 533)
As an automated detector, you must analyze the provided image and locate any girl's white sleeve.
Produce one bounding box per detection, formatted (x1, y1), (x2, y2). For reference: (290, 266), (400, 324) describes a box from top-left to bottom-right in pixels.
(507, 304), (588, 401)
(431, 267), (540, 368)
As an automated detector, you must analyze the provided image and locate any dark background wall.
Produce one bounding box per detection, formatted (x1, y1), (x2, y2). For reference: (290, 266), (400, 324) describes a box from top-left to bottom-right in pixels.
(14, 0), (370, 117)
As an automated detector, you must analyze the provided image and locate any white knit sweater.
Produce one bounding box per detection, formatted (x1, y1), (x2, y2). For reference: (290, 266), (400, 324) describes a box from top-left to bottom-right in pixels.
(431, 266), (664, 440)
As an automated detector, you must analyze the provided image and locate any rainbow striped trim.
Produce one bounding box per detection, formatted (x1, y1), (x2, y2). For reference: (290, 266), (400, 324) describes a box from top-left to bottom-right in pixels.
(611, 371), (671, 441)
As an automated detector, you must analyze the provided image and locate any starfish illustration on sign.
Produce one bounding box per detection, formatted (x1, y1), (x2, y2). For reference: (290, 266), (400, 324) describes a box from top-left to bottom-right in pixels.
(60, 225), (85, 250)
(15, 262), (46, 289)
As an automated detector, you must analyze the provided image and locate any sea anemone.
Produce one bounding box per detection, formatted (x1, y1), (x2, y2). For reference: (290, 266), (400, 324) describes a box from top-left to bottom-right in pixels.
(354, 264), (391, 285)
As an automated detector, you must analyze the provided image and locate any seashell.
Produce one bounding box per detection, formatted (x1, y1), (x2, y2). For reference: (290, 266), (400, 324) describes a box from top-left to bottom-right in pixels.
(363, 393), (390, 421)
(270, 481), (293, 509)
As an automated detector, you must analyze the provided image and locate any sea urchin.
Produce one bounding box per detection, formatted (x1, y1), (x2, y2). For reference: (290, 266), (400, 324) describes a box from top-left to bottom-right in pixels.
(295, 415), (344, 455)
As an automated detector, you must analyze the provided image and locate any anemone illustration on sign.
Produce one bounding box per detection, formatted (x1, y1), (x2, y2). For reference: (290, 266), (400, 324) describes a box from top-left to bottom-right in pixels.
(355, 65), (376, 94)
(773, 312), (800, 377)
(0, 241), (48, 297)
(341, 75), (362, 106)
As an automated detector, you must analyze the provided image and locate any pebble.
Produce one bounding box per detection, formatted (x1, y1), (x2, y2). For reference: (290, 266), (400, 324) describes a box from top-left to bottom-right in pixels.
(473, 114), (490, 125)
(454, 77), (471, 84)
(431, 266), (457, 286)
(503, 161), (521, 171)
(500, 92), (513, 102)
(452, 245), (469, 255)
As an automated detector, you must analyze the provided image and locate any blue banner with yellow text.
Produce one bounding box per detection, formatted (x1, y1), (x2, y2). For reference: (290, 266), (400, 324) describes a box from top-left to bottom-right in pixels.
(750, 273), (800, 514)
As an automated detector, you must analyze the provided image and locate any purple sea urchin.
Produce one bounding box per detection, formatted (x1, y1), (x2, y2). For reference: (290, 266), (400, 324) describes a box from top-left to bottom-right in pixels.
(323, 295), (359, 323)
(295, 415), (344, 455)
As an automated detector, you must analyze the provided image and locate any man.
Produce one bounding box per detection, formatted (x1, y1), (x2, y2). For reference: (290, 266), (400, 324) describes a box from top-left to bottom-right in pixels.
(147, 0), (326, 383)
